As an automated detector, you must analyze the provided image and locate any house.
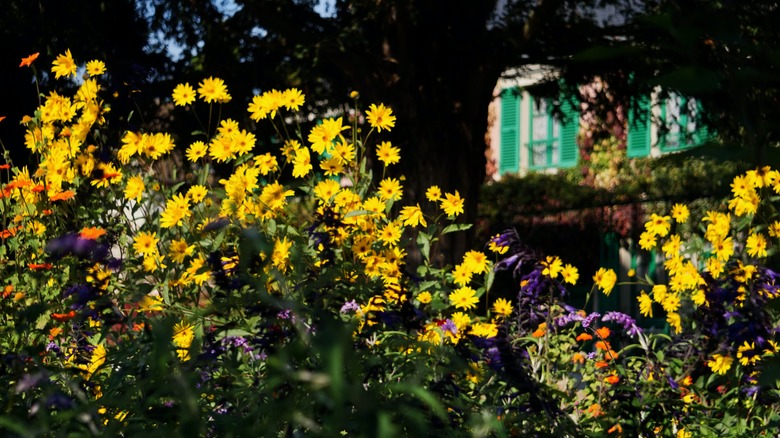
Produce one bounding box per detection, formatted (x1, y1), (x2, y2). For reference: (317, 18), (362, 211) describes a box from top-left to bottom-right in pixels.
(487, 65), (710, 179)
(484, 66), (712, 328)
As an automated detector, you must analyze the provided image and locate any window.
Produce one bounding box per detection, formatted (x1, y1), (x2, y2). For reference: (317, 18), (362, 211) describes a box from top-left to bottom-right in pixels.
(660, 93), (705, 152)
(529, 99), (561, 169)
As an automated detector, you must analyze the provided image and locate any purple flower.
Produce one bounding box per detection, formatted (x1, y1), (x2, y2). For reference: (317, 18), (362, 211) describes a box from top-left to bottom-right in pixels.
(582, 312), (601, 328)
(602, 311), (642, 338)
(340, 300), (360, 314)
(440, 319), (458, 335)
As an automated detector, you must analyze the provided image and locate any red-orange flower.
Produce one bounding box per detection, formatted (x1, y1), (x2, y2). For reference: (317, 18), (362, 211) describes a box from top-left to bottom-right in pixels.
(604, 374), (620, 385)
(28, 263), (53, 270)
(20, 52), (40, 68)
(31, 184), (45, 193)
(80, 227), (106, 240)
(595, 326), (611, 339)
(50, 190), (75, 201)
(0, 116), (5, 123)
(575, 333), (593, 342)
(595, 360), (609, 369)
(0, 226), (21, 238)
(2, 285), (13, 298)
(594, 340), (612, 351)
(51, 310), (76, 322)
(0, 164), (10, 170)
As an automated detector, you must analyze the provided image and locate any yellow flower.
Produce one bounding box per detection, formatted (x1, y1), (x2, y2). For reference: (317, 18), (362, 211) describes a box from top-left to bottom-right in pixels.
(378, 178), (403, 201)
(541, 256), (563, 278)
(378, 222), (403, 246)
(272, 237), (293, 272)
(425, 185), (442, 202)
(79, 344), (107, 379)
(365, 103), (396, 132)
(488, 234), (508, 254)
(209, 136), (235, 163)
(376, 141), (401, 165)
(449, 286), (479, 310)
(253, 153), (279, 175)
(292, 147), (312, 178)
(440, 191), (464, 217)
(417, 291), (432, 304)
(638, 291), (653, 317)
(168, 239), (195, 264)
(671, 203), (689, 223)
(713, 237), (734, 261)
(133, 231), (159, 256)
(667, 312), (682, 334)
(707, 353), (733, 375)
(320, 156), (344, 176)
(260, 182), (294, 212)
(737, 341), (760, 366)
(172, 83), (196, 106)
(51, 49), (77, 79)
(463, 250), (489, 274)
(160, 193), (192, 228)
(197, 77), (230, 103)
(187, 185), (208, 203)
(398, 204), (427, 228)
(769, 221), (780, 238)
(308, 117), (348, 155)
(561, 264), (579, 285)
(314, 179), (341, 203)
(85, 60), (106, 77)
(124, 175), (145, 202)
(492, 297), (513, 317)
(593, 268), (617, 296)
(172, 321), (194, 361)
(662, 234), (682, 257)
(452, 263), (473, 286)
(645, 213), (671, 237)
(282, 88), (305, 110)
(746, 232), (768, 258)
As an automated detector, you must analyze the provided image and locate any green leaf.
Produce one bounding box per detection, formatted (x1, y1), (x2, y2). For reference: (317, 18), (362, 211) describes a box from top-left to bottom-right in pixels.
(442, 223), (472, 234)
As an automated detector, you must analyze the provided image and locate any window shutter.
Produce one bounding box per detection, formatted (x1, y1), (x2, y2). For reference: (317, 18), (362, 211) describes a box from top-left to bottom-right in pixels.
(499, 89), (520, 174)
(627, 97), (651, 158)
(559, 99), (579, 168)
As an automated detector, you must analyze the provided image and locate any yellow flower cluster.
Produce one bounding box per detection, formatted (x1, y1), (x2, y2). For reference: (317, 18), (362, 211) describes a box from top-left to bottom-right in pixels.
(628, 167), (779, 336)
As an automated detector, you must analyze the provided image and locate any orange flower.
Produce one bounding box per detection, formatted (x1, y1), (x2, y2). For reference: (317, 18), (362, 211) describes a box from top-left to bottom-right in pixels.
(31, 184), (45, 193)
(605, 350), (620, 361)
(607, 424), (623, 434)
(0, 164), (10, 170)
(80, 227), (106, 240)
(604, 374), (620, 384)
(595, 360), (609, 369)
(20, 52), (40, 68)
(680, 375), (692, 386)
(572, 352), (585, 364)
(49, 327), (63, 339)
(0, 116), (5, 123)
(575, 333), (593, 342)
(595, 326), (611, 339)
(594, 340), (612, 351)
(50, 190), (75, 201)
(51, 310), (76, 322)
(0, 226), (21, 238)
(2, 285), (13, 298)
(586, 403), (602, 417)
(28, 263), (53, 270)
(531, 322), (547, 337)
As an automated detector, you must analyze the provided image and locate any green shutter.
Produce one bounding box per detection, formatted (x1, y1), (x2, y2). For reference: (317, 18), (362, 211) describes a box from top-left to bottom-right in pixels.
(499, 89), (520, 174)
(559, 99), (579, 168)
(627, 97), (651, 158)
